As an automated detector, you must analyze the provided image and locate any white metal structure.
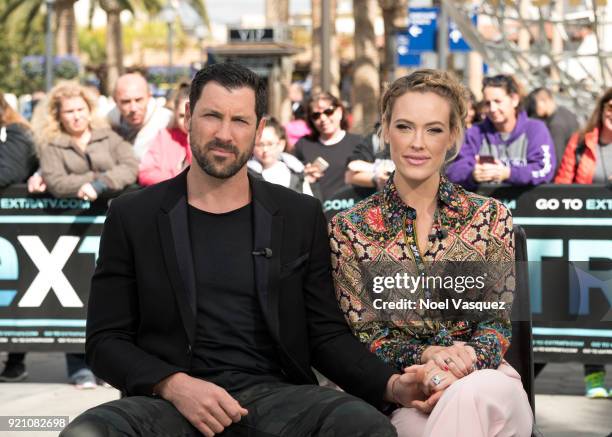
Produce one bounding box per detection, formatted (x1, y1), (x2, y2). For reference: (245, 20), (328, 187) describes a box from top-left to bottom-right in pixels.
(445, 0), (612, 117)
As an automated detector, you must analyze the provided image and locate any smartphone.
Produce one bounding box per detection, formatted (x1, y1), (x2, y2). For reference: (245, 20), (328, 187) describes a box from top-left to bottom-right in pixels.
(312, 157), (330, 172)
(478, 155), (496, 164)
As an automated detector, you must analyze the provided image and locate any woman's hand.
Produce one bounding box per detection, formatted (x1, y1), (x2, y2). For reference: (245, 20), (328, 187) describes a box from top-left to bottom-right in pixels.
(422, 343), (477, 379)
(473, 160), (510, 183)
(303, 163), (324, 183)
(27, 173), (46, 193)
(402, 362), (458, 414)
(77, 183), (98, 201)
(417, 361), (458, 396)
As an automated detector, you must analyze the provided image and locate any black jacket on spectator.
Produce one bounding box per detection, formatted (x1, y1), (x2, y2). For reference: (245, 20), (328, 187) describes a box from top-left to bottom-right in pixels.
(0, 123), (37, 186)
(85, 170), (396, 409)
(540, 106), (579, 170)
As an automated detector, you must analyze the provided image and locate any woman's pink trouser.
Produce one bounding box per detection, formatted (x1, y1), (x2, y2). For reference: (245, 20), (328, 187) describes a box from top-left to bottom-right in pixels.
(390, 362), (533, 437)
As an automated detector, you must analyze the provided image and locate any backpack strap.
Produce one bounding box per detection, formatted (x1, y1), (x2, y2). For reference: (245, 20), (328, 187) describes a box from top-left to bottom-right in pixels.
(574, 139), (587, 169)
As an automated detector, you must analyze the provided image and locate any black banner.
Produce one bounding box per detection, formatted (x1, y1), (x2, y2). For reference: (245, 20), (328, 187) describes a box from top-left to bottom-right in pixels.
(479, 184), (612, 364)
(1, 183), (611, 363)
(0, 186), (110, 352)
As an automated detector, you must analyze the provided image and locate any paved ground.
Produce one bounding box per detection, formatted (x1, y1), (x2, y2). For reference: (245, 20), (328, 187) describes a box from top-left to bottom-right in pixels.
(0, 353), (610, 436)
(534, 362), (612, 437)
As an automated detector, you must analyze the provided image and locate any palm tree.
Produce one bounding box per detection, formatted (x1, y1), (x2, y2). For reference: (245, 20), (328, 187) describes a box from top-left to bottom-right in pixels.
(311, 0), (340, 95)
(266, 0), (289, 25)
(96, 0), (130, 93)
(352, 0), (379, 135)
(0, 0), (79, 56)
(378, 0), (408, 84)
(95, 0), (209, 92)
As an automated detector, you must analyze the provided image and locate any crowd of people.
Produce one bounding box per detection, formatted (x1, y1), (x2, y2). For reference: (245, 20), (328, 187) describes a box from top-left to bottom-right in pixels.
(0, 62), (610, 436)
(1, 71), (609, 206)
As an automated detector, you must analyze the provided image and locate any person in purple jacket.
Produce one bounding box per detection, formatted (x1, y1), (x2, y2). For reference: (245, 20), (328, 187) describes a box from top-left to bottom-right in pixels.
(447, 75), (555, 189)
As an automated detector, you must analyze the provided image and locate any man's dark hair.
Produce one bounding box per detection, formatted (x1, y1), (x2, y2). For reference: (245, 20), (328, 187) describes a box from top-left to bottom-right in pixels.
(189, 62), (267, 123)
(532, 87), (553, 98)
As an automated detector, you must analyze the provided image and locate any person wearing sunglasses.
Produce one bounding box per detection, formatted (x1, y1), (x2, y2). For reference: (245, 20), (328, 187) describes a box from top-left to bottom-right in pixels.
(446, 74), (555, 190)
(293, 92), (366, 202)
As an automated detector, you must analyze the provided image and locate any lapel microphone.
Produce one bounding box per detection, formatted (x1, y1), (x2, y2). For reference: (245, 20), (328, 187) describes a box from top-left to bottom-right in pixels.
(428, 228), (448, 242)
(252, 248), (273, 258)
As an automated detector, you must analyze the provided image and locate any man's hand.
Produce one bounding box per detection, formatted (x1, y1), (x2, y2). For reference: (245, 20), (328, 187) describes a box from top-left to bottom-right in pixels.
(27, 173), (46, 193)
(154, 372), (248, 437)
(384, 367), (426, 407)
(77, 183), (98, 201)
(421, 343), (477, 379)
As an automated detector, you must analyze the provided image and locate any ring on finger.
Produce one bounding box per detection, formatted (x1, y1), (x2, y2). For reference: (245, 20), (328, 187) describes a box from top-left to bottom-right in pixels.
(431, 374), (443, 386)
(443, 357), (453, 364)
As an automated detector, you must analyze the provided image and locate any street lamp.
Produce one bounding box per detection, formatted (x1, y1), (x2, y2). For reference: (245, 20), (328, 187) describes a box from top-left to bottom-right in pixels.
(160, 1), (177, 80)
(45, 0), (56, 91)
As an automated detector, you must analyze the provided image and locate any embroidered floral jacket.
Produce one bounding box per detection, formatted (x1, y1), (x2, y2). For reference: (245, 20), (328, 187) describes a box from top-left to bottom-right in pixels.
(329, 175), (514, 371)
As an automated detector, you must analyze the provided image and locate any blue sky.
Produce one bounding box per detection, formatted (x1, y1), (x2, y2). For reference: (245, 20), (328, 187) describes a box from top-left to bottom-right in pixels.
(76, 0), (313, 28)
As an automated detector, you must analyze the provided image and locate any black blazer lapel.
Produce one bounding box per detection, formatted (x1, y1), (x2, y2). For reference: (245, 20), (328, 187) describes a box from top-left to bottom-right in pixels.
(251, 177), (282, 343)
(157, 171), (197, 344)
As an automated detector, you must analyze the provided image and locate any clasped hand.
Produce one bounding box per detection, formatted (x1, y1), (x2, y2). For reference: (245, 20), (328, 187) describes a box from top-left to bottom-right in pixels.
(392, 343), (477, 414)
(77, 182), (98, 201)
(472, 157), (510, 183)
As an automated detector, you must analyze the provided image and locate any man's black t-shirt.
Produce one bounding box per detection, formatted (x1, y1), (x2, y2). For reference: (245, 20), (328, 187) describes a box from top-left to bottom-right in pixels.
(188, 203), (284, 393)
(293, 133), (365, 201)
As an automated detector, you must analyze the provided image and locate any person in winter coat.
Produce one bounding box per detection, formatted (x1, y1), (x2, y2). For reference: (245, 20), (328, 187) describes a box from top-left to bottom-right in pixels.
(446, 75), (555, 190)
(555, 87), (612, 185)
(0, 92), (37, 187)
(35, 81), (138, 200)
(0, 93), (38, 383)
(138, 83), (191, 186)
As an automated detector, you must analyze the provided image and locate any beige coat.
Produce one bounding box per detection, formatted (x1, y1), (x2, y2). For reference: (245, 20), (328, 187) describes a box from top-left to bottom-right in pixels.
(40, 127), (138, 198)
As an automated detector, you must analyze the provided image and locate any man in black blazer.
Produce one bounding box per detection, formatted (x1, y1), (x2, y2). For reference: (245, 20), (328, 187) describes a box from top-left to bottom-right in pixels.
(61, 63), (422, 437)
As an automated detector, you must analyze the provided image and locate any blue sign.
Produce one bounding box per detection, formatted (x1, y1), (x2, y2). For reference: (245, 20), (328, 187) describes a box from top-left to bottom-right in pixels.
(407, 7), (438, 52)
(396, 32), (421, 66)
(449, 13), (477, 53)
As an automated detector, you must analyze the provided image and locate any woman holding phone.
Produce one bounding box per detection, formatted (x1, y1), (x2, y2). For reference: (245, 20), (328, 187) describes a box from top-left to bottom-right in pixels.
(330, 70), (532, 436)
(446, 74), (555, 190)
(293, 92), (365, 201)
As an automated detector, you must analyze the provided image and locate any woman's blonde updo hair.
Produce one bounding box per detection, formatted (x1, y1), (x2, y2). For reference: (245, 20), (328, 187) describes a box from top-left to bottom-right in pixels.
(32, 81), (107, 149)
(380, 69), (469, 163)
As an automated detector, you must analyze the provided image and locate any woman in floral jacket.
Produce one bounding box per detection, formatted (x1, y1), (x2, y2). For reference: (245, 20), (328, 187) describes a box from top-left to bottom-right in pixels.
(330, 70), (532, 437)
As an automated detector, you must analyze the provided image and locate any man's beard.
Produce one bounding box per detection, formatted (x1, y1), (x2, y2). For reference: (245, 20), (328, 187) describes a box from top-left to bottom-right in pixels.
(190, 131), (254, 179)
